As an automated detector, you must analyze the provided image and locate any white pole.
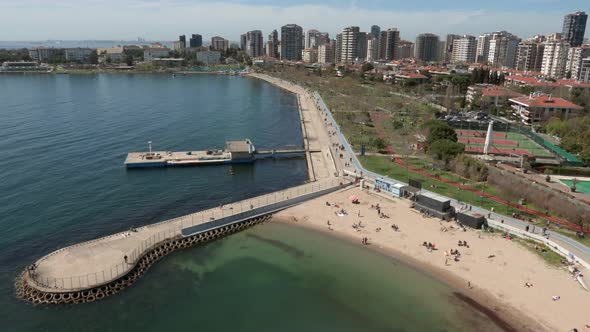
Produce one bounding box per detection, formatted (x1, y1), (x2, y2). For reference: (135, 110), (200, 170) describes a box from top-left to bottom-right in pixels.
(148, 141), (152, 154)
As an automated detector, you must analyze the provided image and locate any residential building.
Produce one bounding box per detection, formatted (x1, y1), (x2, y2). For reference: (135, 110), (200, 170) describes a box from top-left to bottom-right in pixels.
(366, 36), (378, 62)
(357, 32), (367, 62)
(414, 33), (439, 62)
(451, 35), (477, 63)
(245, 30), (264, 58)
(340, 26), (360, 64)
(487, 31), (520, 68)
(579, 58), (590, 83)
(196, 51), (221, 65)
(266, 30), (279, 58)
(398, 40), (414, 59)
(509, 93), (583, 124)
(64, 48), (93, 63)
(314, 32), (330, 48)
(172, 41), (184, 51)
(240, 34), (247, 50)
(304, 29), (320, 49)
(378, 28), (400, 61)
(476, 33), (491, 63)
(318, 43), (334, 64)
(179, 35), (186, 49)
(445, 34), (461, 62)
(28, 47), (54, 63)
(211, 36), (229, 52)
(515, 42), (545, 72)
(335, 33), (342, 63)
(302, 48), (318, 63)
(96, 47), (124, 64)
(547, 33), (562, 42)
(565, 46), (590, 80)
(371, 25), (381, 42)
(281, 24), (303, 61)
(466, 84), (524, 110)
(144, 48), (170, 61)
(562, 11), (587, 47)
(189, 34), (202, 48)
(541, 41), (570, 78)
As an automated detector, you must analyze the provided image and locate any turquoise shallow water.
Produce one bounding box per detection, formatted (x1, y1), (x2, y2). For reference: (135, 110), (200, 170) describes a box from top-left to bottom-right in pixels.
(0, 74), (503, 331)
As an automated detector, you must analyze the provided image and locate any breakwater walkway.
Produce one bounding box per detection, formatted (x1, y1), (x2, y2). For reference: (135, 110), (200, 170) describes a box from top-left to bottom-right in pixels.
(17, 177), (350, 303)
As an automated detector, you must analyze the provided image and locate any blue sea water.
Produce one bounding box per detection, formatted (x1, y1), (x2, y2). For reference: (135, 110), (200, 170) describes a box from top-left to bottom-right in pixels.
(0, 74), (503, 331)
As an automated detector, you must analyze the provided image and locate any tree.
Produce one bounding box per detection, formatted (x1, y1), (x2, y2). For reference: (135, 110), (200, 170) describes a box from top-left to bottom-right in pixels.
(89, 50), (98, 64)
(427, 122), (458, 145)
(361, 62), (374, 73)
(125, 55), (134, 66)
(428, 139), (464, 163)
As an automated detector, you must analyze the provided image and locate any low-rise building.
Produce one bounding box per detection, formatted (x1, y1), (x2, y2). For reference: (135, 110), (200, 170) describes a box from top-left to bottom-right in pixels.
(580, 58), (590, 83)
(144, 48), (170, 61)
(28, 47), (54, 63)
(301, 48), (318, 63)
(97, 47), (125, 64)
(196, 51), (221, 65)
(466, 84), (524, 110)
(394, 71), (428, 85)
(64, 48), (93, 63)
(1, 61), (51, 72)
(509, 93), (583, 124)
(152, 58), (184, 67)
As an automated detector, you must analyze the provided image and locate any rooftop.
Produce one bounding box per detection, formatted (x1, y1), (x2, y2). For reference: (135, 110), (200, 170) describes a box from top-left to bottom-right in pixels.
(225, 139), (254, 153)
(509, 95), (583, 109)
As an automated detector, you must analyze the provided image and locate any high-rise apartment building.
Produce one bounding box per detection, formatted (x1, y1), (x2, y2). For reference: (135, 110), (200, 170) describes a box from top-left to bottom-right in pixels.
(515, 42), (545, 72)
(318, 43), (334, 64)
(210, 36), (229, 52)
(189, 34), (202, 48)
(357, 32), (368, 62)
(240, 34), (247, 50)
(579, 58), (590, 83)
(445, 34), (461, 62)
(304, 29), (320, 49)
(341, 26), (360, 63)
(487, 31), (520, 68)
(371, 25), (381, 42)
(541, 41), (570, 78)
(562, 11), (588, 47)
(179, 35), (186, 49)
(451, 35), (477, 63)
(415, 33), (439, 62)
(366, 36), (378, 62)
(476, 33), (491, 63)
(398, 40), (414, 59)
(281, 24), (303, 61)
(245, 30), (264, 58)
(335, 33), (342, 63)
(377, 28), (400, 61)
(566, 46), (590, 80)
(266, 30), (279, 58)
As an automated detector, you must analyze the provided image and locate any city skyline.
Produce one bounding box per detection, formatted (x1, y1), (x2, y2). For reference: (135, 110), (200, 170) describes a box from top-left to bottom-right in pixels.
(1, 0), (589, 41)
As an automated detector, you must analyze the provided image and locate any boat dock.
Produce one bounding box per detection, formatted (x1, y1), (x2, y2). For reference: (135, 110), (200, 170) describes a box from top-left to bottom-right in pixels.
(124, 139), (314, 168)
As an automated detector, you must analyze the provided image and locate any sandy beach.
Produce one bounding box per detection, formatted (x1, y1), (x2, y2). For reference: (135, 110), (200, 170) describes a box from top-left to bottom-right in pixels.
(275, 186), (590, 331)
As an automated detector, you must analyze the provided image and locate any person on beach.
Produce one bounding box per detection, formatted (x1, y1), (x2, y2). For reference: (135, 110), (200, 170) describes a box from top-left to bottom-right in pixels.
(124, 255), (128, 263)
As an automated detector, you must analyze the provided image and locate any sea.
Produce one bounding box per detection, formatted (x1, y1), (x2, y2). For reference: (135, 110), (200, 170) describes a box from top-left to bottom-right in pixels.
(0, 74), (504, 331)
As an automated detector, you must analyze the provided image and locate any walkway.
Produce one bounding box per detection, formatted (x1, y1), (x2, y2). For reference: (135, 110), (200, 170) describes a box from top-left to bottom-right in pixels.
(311, 89), (590, 267)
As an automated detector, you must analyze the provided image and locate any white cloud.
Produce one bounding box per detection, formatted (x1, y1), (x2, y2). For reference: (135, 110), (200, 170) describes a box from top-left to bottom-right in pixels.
(0, 1), (571, 41)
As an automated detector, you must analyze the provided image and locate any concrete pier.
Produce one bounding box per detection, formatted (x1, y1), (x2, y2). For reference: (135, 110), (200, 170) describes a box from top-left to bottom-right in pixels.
(18, 74), (352, 304)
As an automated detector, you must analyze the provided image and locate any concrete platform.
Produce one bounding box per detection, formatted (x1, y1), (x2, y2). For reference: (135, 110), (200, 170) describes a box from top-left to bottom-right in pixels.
(125, 150), (231, 167)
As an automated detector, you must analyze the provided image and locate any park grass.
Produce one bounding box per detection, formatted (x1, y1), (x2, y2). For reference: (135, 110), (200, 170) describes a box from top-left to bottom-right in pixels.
(513, 238), (564, 268)
(360, 155), (532, 218)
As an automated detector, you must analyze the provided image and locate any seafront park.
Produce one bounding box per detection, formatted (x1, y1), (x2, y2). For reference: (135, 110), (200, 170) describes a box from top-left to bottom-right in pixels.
(3, 72), (588, 331)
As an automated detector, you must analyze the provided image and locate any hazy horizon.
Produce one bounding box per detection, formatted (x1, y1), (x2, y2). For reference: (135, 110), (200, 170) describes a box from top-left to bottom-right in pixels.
(0, 0), (588, 43)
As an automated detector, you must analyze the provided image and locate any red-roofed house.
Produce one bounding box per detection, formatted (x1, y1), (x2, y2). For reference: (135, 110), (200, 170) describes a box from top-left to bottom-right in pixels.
(395, 71), (429, 85)
(509, 93), (583, 124)
(466, 84), (524, 110)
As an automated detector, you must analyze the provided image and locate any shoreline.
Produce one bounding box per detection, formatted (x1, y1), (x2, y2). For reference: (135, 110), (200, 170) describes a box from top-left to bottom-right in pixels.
(273, 216), (543, 332)
(274, 186), (590, 331)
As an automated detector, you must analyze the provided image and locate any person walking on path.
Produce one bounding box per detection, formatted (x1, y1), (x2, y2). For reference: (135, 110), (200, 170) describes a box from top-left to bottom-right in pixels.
(124, 255), (128, 264)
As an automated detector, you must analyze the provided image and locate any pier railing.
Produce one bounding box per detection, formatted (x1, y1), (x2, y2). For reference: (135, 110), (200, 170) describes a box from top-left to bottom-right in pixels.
(28, 177), (350, 292)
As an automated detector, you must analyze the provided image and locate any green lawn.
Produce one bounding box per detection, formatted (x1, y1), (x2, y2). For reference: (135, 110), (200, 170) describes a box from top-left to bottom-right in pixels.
(360, 155), (529, 218)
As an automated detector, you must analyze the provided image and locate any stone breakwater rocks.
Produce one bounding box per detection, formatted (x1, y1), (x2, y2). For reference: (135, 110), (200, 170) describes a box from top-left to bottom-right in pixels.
(15, 215), (271, 305)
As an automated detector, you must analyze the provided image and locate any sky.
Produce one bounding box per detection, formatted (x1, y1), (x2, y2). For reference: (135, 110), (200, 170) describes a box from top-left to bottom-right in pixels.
(0, 0), (588, 42)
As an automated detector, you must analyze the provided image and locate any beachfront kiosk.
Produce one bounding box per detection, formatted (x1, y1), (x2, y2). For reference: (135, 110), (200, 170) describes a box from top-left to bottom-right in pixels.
(457, 210), (488, 229)
(413, 192), (455, 220)
(225, 139), (256, 162)
(375, 178), (407, 197)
